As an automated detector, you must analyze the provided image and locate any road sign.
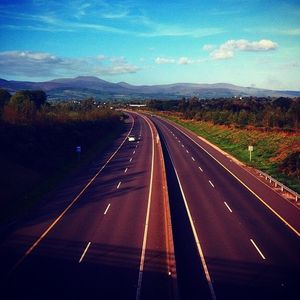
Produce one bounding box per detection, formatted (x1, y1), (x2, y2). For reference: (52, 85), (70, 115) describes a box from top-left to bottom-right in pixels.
(76, 146), (81, 162)
(248, 145), (253, 161)
(76, 146), (81, 153)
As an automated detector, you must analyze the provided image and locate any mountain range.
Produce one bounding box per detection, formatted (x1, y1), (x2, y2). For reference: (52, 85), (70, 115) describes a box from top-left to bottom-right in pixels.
(1, 76), (299, 101)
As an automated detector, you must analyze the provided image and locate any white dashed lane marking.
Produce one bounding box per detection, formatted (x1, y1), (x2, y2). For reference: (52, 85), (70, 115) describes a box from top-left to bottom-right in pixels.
(250, 239), (266, 260)
(104, 203), (111, 215)
(224, 202), (233, 213)
(79, 242), (91, 263)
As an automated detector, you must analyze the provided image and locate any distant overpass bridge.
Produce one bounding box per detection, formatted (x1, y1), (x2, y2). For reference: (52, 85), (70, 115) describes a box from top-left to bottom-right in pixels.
(129, 104), (147, 107)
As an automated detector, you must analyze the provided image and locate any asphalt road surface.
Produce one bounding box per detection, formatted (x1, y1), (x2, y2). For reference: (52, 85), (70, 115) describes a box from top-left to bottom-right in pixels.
(150, 115), (300, 300)
(1, 111), (299, 300)
(0, 113), (176, 300)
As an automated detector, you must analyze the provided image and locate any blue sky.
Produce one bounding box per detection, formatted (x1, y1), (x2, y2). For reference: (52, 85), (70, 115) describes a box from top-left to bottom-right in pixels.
(0, 0), (300, 90)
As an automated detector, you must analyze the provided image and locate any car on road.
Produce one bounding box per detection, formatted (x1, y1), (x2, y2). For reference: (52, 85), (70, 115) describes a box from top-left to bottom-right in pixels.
(128, 135), (136, 142)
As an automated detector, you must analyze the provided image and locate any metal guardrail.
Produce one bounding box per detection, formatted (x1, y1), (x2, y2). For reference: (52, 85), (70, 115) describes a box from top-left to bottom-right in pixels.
(257, 170), (299, 202)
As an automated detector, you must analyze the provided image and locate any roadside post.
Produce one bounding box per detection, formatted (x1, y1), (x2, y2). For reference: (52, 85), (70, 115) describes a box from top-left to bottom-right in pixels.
(76, 145), (81, 162)
(248, 145), (253, 162)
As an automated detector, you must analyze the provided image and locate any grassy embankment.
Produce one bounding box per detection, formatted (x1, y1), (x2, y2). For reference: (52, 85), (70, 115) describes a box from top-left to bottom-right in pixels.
(159, 112), (300, 194)
(0, 112), (125, 224)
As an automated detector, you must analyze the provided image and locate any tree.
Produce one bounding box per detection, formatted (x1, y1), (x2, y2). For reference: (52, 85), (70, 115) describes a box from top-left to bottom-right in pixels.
(288, 98), (300, 129)
(237, 109), (249, 127)
(29, 90), (47, 109)
(0, 89), (11, 111)
(82, 98), (95, 112)
(272, 97), (292, 112)
(3, 91), (36, 123)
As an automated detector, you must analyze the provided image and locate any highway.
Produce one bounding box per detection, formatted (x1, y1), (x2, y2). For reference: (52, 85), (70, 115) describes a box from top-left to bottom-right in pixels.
(0, 113), (176, 300)
(150, 115), (300, 300)
(1, 111), (299, 300)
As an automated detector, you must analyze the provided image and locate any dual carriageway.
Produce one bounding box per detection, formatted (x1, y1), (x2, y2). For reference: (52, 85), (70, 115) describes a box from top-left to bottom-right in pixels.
(0, 112), (299, 299)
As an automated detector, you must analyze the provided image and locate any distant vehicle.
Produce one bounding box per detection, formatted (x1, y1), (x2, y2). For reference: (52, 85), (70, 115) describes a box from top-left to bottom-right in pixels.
(128, 135), (136, 142)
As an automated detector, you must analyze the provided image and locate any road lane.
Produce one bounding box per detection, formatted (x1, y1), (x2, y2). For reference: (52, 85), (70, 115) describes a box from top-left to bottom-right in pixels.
(0, 113), (175, 300)
(152, 115), (300, 300)
(165, 117), (300, 235)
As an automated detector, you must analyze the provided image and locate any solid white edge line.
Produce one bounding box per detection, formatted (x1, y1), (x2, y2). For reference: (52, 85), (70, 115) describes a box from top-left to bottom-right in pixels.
(135, 115), (155, 300)
(104, 203), (111, 215)
(79, 241), (91, 263)
(224, 202), (233, 213)
(250, 239), (266, 260)
(10, 115), (136, 273)
(117, 181), (122, 189)
(209, 180), (215, 188)
(162, 118), (300, 238)
(162, 132), (217, 300)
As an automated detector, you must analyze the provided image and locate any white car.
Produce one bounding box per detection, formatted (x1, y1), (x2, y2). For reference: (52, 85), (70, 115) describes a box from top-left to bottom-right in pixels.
(128, 135), (136, 142)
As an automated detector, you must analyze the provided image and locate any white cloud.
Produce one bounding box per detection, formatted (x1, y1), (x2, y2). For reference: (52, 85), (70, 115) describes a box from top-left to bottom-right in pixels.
(245, 27), (300, 36)
(210, 49), (234, 60)
(210, 39), (278, 60)
(141, 26), (225, 38)
(155, 56), (206, 65)
(0, 7), (225, 38)
(155, 57), (176, 64)
(227, 39), (278, 51)
(2, 51), (60, 62)
(278, 28), (300, 35)
(0, 51), (140, 78)
(101, 64), (139, 75)
(202, 44), (215, 51)
(102, 11), (129, 19)
(178, 57), (191, 65)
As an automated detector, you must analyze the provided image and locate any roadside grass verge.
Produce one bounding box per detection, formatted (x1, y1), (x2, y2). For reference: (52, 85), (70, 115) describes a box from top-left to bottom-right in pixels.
(159, 113), (300, 194)
(0, 119), (125, 225)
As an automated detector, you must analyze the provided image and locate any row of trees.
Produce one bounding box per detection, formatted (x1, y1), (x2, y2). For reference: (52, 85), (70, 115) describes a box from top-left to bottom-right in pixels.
(0, 89), (123, 169)
(0, 89), (116, 124)
(146, 97), (300, 129)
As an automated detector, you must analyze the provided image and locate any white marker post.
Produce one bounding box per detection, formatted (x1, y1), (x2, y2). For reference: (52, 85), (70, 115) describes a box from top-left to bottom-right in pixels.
(248, 145), (253, 162)
(76, 145), (81, 162)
